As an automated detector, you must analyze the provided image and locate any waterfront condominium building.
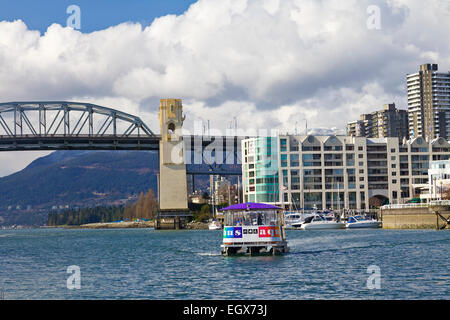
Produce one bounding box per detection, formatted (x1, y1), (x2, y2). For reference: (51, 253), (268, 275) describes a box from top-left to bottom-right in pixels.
(407, 63), (450, 140)
(346, 103), (409, 140)
(426, 159), (450, 201)
(242, 135), (450, 211)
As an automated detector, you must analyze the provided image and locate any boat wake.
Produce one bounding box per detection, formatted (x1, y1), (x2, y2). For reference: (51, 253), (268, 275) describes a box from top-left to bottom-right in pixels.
(197, 252), (221, 257)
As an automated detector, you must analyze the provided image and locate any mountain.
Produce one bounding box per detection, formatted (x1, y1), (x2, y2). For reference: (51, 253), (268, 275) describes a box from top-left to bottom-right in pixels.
(0, 150), (159, 226)
(0, 150), (232, 227)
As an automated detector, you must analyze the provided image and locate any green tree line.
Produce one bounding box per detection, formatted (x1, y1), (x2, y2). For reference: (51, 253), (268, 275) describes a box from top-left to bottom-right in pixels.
(47, 189), (158, 226)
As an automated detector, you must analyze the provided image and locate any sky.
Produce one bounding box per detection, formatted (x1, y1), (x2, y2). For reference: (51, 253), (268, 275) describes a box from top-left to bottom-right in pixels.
(0, 0), (450, 176)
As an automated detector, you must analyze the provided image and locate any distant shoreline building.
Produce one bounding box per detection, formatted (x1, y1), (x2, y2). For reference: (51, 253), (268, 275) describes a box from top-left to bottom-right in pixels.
(346, 103), (409, 140)
(407, 63), (450, 140)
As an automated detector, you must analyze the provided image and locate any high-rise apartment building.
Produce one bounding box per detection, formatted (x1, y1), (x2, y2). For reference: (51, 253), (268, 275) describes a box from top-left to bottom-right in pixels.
(407, 63), (450, 140)
(242, 135), (450, 210)
(346, 103), (408, 140)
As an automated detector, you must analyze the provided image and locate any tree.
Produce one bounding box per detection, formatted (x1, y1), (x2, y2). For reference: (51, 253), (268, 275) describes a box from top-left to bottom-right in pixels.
(194, 204), (211, 222)
(143, 189), (158, 219)
(123, 188), (158, 220)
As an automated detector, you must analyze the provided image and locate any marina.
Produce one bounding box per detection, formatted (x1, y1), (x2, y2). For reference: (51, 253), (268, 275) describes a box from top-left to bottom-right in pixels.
(284, 208), (381, 230)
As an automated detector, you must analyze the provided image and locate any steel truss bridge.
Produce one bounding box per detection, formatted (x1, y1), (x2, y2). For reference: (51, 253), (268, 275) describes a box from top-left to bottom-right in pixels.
(0, 101), (243, 175)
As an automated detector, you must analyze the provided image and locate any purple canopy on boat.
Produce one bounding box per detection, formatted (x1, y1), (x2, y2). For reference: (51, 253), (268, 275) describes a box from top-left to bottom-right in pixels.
(220, 202), (282, 211)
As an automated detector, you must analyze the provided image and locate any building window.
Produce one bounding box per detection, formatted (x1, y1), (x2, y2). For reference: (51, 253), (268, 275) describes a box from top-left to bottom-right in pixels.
(358, 154), (363, 158)
(280, 139), (287, 152)
(358, 146), (364, 151)
(391, 148), (396, 153)
(290, 154), (300, 167)
(281, 154), (288, 167)
(359, 162), (364, 166)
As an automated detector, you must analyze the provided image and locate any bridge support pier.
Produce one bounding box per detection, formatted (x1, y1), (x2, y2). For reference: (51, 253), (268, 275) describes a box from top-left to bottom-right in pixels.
(155, 211), (190, 230)
(157, 99), (190, 229)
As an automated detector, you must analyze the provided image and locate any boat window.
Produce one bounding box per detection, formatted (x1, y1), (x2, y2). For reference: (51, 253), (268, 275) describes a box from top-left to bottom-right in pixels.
(304, 216), (314, 223)
(225, 210), (279, 226)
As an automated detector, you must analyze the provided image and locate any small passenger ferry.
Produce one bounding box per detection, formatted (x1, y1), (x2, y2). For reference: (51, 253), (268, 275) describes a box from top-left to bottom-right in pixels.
(220, 202), (289, 256)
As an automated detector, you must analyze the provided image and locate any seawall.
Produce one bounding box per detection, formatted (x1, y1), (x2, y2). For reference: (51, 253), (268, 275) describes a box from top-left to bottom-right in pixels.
(380, 206), (450, 229)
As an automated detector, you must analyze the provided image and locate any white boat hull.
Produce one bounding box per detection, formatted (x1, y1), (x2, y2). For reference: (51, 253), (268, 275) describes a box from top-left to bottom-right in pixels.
(346, 221), (381, 229)
(208, 222), (222, 230)
(300, 222), (346, 230)
(285, 223), (303, 229)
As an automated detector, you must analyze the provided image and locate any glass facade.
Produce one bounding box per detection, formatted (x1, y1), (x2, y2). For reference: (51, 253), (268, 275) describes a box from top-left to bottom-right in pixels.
(244, 137), (279, 203)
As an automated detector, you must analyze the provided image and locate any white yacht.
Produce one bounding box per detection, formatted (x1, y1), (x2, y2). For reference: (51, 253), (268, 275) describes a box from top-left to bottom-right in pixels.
(346, 215), (382, 229)
(284, 212), (304, 229)
(300, 214), (346, 230)
(208, 220), (222, 230)
(284, 212), (315, 229)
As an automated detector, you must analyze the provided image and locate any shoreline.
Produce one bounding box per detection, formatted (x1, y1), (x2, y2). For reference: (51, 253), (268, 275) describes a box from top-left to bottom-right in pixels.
(63, 221), (155, 229)
(47, 220), (211, 230)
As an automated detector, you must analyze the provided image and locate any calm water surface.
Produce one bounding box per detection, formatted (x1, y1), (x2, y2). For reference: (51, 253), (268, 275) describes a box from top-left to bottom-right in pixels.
(0, 228), (448, 299)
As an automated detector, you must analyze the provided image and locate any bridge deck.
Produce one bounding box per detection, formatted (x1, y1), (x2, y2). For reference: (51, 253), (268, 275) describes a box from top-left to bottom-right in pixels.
(0, 135), (161, 151)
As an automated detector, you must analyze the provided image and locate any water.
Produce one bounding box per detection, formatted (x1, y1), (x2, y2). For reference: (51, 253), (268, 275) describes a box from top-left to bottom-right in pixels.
(0, 228), (448, 299)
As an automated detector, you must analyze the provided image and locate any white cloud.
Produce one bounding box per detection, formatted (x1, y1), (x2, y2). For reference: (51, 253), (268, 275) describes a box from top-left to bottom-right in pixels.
(0, 0), (450, 175)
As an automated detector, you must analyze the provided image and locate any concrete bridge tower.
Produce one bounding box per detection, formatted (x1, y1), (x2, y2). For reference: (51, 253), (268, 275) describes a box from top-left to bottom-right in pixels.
(158, 99), (189, 214)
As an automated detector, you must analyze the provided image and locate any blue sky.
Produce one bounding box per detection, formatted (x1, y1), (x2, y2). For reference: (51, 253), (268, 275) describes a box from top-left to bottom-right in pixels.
(0, 0), (198, 33)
